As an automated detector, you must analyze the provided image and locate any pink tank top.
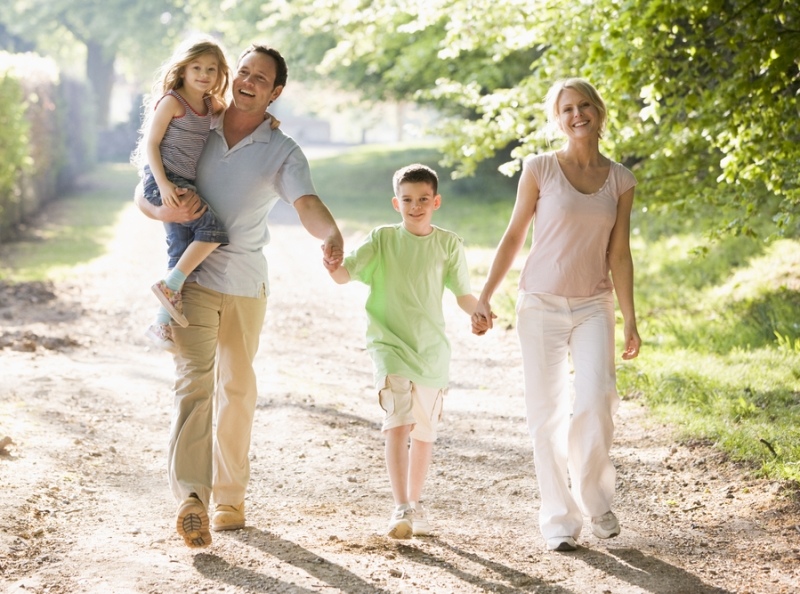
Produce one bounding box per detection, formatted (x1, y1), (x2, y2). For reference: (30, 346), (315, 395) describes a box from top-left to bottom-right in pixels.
(519, 152), (637, 297)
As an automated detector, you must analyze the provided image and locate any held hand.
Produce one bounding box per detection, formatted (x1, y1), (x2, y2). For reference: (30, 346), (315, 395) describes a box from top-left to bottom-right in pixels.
(472, 301), (496, 333)
(321, 237), (344, 272)
(471, 310), (497, 336)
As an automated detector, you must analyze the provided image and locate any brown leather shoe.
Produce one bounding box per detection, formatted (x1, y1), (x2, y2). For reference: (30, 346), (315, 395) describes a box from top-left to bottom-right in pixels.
(176, 494), (211, 548)
(211, 502), (245, 531)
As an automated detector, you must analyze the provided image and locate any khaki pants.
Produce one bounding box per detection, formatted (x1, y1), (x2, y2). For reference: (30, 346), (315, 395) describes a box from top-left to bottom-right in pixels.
(168, 282), (267, 507)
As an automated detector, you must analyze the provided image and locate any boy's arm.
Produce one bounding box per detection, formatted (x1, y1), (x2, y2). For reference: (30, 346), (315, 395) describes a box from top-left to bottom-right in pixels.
(457, 293), (493, 336)
(456, 293), (478, 315)
(329, 266), (351, 284)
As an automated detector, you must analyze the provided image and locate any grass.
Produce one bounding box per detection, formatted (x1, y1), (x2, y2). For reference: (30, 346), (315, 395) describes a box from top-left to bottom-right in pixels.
(0, 163), (137, 282)
(624, 223), (800, 485)
(317, 144), (800, 487)
(2, 147), (798, 488)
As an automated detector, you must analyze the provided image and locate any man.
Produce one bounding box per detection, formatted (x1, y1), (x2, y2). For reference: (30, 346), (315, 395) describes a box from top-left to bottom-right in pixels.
(134, 44), (344, 548)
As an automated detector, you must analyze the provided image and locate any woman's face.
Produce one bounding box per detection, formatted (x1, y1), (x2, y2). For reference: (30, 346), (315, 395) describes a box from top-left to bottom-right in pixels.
(556, 87), (601, 138)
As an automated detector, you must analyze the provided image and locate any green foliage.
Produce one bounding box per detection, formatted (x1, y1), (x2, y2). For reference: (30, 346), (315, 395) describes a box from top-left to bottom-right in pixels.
(310, 143), (517, 247)
(0, 0), (199, 128)
(261, 0), (800, 240)
(0, 163), (135, 281)
(0, 57), (29, 236)
(614, 229), (800, 482)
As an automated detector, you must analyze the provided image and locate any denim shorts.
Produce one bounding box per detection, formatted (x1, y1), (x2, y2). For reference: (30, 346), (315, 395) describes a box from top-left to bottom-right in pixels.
(142, 165), (229, 268)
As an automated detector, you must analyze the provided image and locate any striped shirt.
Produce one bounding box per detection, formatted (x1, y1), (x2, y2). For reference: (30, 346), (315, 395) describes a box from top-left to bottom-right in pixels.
(159, 90), (213, 180)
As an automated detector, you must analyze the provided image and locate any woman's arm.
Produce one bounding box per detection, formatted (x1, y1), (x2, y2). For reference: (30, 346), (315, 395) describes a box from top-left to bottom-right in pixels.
(473, 165), (539, 330)
(607, 186), (641, 359)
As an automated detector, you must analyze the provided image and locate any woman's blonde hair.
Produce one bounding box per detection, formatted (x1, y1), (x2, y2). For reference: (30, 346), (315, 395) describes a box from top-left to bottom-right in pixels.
(544, 78), (607, 138)
(131, 35), (230, 170)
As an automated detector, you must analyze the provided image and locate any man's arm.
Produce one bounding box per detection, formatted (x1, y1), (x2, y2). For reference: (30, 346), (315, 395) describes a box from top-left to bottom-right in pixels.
(133, 181), (207, 223)
(293, 194), (344, 272)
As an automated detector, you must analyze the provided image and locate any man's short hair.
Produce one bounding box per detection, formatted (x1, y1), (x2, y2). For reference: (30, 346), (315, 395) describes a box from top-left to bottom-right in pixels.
(237, 44), (288, 88)
(392, 163), (439, 196)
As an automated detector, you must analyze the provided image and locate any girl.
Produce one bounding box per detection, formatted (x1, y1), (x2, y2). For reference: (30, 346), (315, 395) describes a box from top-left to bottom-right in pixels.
(133, 35), (231, 351)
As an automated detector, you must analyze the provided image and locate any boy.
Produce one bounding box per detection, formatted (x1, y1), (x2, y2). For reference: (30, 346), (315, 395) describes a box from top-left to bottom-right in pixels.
(330, 163), (489, 538)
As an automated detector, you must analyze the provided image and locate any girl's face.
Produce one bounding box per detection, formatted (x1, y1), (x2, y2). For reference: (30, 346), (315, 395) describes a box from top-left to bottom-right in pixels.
(556, 87), (601, 138)
(181, 53), (220, 95)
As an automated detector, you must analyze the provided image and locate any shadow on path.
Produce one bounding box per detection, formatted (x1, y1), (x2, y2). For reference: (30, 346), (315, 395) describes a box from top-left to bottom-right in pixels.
(194, 528), (391, 594)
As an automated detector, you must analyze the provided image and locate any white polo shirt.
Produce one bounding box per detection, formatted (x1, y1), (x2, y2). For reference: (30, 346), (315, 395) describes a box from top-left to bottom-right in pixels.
(187, 112), (318, 298)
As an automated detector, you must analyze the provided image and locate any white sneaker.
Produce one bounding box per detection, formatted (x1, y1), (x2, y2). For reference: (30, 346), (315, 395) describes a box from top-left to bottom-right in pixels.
(591, 511), (621, 539)
(410, 501), (432, 536)
(387, 504), (413, 539)
(546, 536), (577, 551)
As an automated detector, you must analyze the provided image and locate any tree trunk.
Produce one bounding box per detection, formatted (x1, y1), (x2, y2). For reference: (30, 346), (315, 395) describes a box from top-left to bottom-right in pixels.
(86, 41), (115, 130)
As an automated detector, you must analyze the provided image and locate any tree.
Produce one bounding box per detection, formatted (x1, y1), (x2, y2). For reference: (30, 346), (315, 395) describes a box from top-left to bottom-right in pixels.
(0, 0), (195, 130)
(260, 0), (800, 238)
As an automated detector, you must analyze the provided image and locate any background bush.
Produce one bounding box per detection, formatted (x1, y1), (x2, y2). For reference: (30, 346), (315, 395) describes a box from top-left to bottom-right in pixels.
(0, 51), (95, 244)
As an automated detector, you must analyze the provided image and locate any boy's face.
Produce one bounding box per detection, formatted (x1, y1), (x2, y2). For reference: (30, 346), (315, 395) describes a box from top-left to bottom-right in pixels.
(392, 181), (441, 236)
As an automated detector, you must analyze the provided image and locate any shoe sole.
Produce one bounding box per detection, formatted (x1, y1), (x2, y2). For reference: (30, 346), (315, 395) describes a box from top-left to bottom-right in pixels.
(592, 526), (621, 539)
(387, 520), (413, 539)
(152, 285), (190, 327)
(177, 500), (211, 548)
(550, 541), (578, 552)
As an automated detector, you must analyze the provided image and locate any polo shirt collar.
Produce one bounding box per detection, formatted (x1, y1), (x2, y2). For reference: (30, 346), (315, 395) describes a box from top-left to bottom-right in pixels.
(210, 110), (275, 144)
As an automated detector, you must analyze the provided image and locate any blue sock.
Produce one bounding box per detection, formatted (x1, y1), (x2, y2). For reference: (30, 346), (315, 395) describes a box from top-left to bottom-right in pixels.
(164, 268), (187, 292)
(155, 308), (171, 325)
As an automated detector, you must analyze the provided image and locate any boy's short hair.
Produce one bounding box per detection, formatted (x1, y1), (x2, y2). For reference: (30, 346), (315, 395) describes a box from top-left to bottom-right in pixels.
(392, 163), (439, 196)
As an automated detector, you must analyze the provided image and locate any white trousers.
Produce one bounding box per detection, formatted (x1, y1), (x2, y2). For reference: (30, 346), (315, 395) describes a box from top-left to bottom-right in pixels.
(516, 292), (619, 540)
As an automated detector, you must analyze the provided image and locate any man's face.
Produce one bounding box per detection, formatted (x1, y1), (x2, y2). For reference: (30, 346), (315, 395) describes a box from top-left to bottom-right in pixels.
(231, 51), (284, 113)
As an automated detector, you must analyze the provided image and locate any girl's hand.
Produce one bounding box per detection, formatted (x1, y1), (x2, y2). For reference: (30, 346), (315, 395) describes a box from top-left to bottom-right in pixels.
(265, 111), (281, 130)
(159, 183), (187, 209)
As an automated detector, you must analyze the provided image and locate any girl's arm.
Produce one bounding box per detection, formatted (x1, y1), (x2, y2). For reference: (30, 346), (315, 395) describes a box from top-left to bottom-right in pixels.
(473, 165), (539, 331)
(145, 94), (185, 208)
(607, 186), (641, 360)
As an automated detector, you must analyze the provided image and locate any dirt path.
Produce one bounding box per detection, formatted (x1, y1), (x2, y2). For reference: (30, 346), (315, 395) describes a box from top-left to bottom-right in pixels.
(0, 175), (798, 594)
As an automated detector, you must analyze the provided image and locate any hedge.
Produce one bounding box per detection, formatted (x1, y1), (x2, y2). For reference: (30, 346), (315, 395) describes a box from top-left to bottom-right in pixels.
(0, 51), (95, 243)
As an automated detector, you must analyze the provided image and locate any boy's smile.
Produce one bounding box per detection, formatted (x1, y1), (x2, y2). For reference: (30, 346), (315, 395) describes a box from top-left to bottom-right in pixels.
(392, 181), (441, 236)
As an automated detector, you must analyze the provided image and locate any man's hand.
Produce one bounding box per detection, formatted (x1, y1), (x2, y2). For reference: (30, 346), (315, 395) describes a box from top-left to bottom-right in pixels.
(134, 183), (207, 223)
(166, 189), (207, 223)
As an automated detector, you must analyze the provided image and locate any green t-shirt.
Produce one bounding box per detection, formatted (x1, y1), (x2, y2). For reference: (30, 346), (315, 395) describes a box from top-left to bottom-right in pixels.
(344, 223), (472, 389)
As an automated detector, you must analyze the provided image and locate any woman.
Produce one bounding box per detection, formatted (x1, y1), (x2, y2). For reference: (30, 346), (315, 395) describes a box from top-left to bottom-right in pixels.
(473, 78), (641, 552)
